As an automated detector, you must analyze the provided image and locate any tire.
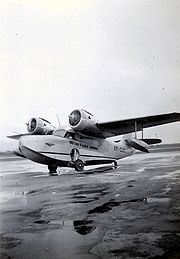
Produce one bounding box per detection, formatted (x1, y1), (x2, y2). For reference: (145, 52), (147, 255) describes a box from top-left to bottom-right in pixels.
(74, 159), (84, 171)
(48, 165), (57, 175)
(114, 161), (118, 169)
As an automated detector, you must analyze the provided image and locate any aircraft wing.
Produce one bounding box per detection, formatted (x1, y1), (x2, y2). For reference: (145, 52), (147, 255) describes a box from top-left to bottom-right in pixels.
(7, 133), (30, 140)
(97, 112), (180, 138)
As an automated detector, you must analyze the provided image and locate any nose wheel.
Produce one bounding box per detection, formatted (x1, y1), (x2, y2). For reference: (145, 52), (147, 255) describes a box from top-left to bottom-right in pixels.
(74, 159), (84, 171)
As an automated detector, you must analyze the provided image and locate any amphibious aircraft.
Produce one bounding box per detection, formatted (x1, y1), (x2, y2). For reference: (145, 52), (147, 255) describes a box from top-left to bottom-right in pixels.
(8, 109), (180, 175)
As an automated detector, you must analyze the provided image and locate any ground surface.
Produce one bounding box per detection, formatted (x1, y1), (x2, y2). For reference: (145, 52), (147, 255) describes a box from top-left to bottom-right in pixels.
(0, 147), (180, 259)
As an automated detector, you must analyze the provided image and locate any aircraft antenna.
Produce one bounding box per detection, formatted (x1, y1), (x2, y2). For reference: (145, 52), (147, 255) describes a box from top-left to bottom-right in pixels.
(56, 114), (61, 127)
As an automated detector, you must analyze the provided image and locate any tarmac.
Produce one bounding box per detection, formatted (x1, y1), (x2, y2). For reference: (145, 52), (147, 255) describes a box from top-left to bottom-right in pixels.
(0, 146), (180, 259)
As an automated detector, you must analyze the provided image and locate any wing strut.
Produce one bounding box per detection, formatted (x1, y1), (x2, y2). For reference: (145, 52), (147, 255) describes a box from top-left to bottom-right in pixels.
(135, 121), (137, 139)
(134, 121), (144, 139)
(142, 126), (144, 139)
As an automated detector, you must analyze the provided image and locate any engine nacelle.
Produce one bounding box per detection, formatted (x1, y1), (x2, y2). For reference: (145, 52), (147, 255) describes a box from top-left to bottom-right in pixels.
(27, 117), (55, 135)
(69, 109), (101, 136)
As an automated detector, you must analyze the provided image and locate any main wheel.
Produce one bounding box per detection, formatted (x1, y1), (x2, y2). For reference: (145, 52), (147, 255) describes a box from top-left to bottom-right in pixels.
(48, 165), (58, 175)
(74, 159), (84, 172)
(114, 161), (118, 169)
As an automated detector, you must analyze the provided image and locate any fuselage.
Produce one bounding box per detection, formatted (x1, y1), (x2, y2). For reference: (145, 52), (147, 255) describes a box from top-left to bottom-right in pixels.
(19, 134), (134, 167)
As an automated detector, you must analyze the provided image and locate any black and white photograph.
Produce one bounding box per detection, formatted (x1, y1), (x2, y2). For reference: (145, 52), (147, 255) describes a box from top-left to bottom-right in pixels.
(0, 1), (180, 258)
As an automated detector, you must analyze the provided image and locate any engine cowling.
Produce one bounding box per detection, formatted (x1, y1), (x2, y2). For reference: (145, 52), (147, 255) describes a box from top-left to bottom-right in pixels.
(27, 117), (55, 135)
(69, 109), (101, 136)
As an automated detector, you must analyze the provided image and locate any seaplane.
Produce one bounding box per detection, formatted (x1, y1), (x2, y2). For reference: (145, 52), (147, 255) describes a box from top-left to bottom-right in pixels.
(8, 109), (180, 175)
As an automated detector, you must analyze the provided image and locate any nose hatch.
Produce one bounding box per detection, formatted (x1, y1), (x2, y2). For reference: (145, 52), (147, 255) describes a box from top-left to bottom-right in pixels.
(19, 136), (32, 159)
(19, 135), (35, 151)
(19, 136), (38, 161)
(19, 136), (24, 148)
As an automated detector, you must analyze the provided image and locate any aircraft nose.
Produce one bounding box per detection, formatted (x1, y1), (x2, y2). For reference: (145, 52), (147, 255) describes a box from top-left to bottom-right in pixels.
(19, 136), (30, 157)
(19, 136), (36, 156)
(18, 136), (40, 162)
(19, 136), (23, 147)
(19, 136), (28, 150)
(18, 135), (55, 165)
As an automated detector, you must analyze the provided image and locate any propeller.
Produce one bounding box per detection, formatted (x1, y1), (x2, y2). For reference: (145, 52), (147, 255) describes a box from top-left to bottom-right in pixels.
(69, 110), (81, 126)
(26, 118), (37, 132)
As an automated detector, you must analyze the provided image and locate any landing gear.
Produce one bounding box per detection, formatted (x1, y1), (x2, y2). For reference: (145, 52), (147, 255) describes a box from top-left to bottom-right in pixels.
(70, 148), (80, 162)
(48, 165), (58, 176)
(70, 148), (84, 172)
(74, 159), (84, 172)
(114, 161), (118, 169)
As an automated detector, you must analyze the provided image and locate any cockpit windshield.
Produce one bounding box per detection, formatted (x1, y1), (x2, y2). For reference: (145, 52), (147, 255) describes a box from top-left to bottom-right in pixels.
(53, 128), (67, 138)
(53, 128), (76, 139)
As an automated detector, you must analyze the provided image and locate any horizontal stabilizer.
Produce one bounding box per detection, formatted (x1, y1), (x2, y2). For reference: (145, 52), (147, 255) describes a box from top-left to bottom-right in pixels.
(7, 133), (30, 140)
(140, 138), (162, 145)
(126, 138), (149, 153)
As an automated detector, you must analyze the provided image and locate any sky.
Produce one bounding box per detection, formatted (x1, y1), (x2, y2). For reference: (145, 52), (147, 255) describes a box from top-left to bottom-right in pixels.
(0, 0), (180, 151)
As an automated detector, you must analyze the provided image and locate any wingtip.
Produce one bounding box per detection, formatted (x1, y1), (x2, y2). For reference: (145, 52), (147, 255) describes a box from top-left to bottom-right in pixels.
(174, 112), (180, 121)
(7, 135), (16, 139)
(7, 133), (29, 140)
